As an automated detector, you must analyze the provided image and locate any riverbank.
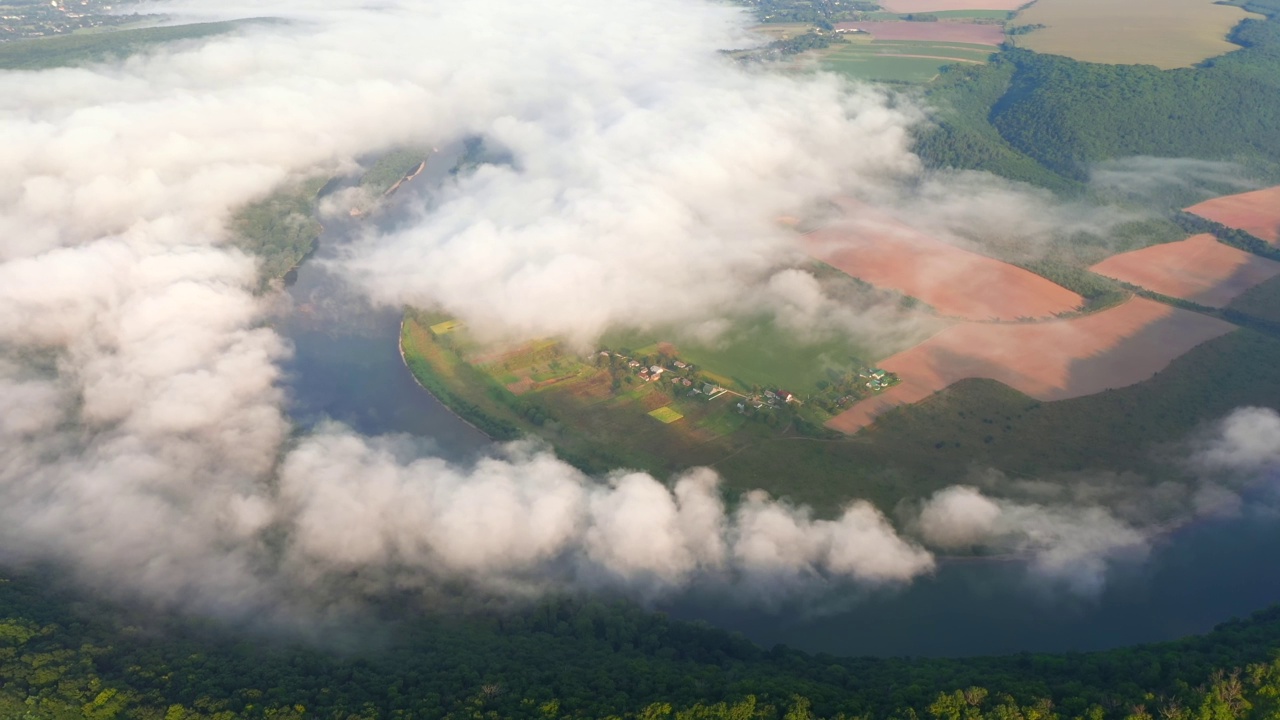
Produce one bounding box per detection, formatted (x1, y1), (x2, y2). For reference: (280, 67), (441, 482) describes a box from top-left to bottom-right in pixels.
(397, 315), (497, 442)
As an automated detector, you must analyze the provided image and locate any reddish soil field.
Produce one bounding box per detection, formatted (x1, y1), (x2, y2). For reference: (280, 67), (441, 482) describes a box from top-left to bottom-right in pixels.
(1185, 186), (1280, 245)
(879, 0), (1025, 11)
(826, 297), (1236, 434)
(1090, 234), (1280, 308)
(834, 21), (1006, 45)
(803, 208), (1082, 321)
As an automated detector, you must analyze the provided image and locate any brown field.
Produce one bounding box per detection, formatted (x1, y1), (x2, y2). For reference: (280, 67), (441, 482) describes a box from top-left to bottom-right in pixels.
(803, 206), (1082, 321)
(1089, 234), (1280, 308)
(1012, 0), (1260, 69)
(834, 21), (1005, 45)
(826, 297), (1236, 433)
(1185, 186), (1280, 245)
(880, 0), (1026, 11)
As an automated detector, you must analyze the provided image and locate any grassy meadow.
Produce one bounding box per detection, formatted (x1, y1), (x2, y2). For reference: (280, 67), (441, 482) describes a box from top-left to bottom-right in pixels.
(0, 20), (260, 70)
(604, 320), (872, 395)
(1011, 0), (1261, 68)
(820, 38), (992, 83)
(401, 312), (755, 478)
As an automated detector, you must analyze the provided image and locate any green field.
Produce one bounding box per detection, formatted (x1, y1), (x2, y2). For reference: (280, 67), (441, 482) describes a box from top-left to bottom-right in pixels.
(602, 313), (933, 395)
(401, 312), (756, 477)
(820, 39), (993, 82)
(0, 20), (262, 70)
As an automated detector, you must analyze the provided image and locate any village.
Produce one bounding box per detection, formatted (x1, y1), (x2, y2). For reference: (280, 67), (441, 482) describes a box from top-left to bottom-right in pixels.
(594, 346), (900, 424)
(1, 0), (144, 42)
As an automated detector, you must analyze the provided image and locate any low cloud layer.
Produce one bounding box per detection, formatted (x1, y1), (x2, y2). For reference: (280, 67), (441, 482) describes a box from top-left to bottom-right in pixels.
(908, 407), (1280, 595)
(278, 430), (934, 604)
(0, 0), (1277, 624)
(914, 486), (1148, 596)
(0, 0), (941, 617)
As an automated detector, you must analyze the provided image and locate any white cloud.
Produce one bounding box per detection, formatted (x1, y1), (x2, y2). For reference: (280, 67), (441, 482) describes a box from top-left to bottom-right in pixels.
(0, 0), (936, 616)
(915, 486), (1148, 596)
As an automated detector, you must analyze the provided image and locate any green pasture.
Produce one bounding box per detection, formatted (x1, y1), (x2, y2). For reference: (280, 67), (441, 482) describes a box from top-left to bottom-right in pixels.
(0, 20), (259, 70)
(603, 318), (880, 394)
(820, 39), (993, 82)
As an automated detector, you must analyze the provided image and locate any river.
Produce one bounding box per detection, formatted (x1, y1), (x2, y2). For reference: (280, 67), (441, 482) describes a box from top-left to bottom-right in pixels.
(274, 149), (1280, 659)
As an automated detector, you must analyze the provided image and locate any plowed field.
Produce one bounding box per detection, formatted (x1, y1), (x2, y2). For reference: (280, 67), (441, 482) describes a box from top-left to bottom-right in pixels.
(826, 297), (1236, 433)
(1090, 234), (1280, 307)
(1185, 186), (1280, 244)
(803, 208), (1082, 321)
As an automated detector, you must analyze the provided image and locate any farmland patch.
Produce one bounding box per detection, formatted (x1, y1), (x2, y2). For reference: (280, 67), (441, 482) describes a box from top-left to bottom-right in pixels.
(1011, 0), (1261, 68)
(826, 298), (1235, 433)
(1089, 234), (1280, 308)
(804, 203), (1083, 321)
(1185, 185), (1280, 245)
(834, 21), (1004, 45)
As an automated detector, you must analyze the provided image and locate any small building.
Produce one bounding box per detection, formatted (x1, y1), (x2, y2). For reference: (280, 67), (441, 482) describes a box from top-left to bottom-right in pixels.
(649, 365), (664, 375)
(778, 390), (794, 403)
(682, 378), (692, 387)
(673, 361), (687, 369)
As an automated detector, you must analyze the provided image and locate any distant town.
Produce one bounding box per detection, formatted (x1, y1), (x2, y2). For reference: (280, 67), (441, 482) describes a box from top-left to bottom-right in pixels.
(1, 0), (147, 42)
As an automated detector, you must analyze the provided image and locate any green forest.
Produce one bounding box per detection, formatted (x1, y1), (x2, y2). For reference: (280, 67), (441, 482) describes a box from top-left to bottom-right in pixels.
(915, 1), (1280, 190)
(6, 567), (1280, 720)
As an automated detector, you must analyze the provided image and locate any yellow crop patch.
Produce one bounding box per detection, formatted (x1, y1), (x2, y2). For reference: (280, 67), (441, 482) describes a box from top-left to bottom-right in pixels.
(647, 406), (684, 424)
(430, 319), (463, 336)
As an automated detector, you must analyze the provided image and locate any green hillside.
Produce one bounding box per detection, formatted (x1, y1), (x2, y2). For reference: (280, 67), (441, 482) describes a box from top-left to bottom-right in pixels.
(0, 20), (264, 70)
(916, 5), (1280, 189)
(6, 568), (1280, 720)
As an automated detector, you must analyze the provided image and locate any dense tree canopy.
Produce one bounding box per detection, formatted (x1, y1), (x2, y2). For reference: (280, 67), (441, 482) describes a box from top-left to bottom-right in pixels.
(4, 570), (1280, 720)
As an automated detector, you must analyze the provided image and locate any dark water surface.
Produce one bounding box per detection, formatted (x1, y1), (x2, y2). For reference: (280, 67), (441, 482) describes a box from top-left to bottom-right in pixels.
(275, 151), (1280, 658)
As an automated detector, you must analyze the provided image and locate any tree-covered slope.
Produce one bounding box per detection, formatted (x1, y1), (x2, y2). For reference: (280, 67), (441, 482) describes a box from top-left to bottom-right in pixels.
(5, 570), (1280, 720)
(991, 19), (1280, 182)
(916, 8), (1280, 188)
